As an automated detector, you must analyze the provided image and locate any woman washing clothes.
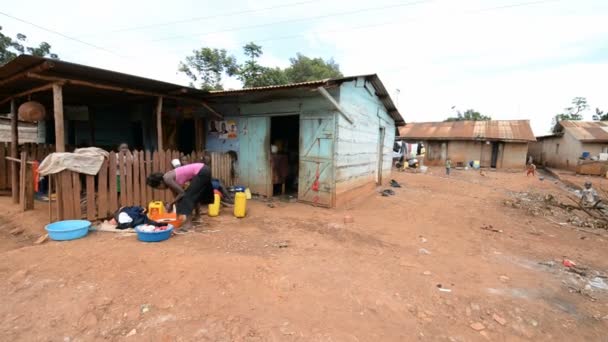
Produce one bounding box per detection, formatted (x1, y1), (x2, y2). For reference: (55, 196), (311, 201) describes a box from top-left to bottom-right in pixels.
(146, 162), (214, 232)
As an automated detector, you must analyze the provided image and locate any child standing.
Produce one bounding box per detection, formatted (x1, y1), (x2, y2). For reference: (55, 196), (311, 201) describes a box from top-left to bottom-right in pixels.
(446, 157), (452, 176)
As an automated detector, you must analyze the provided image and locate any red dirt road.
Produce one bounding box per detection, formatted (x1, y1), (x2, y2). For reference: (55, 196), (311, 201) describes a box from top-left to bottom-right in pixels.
(0, 168), (607, 341)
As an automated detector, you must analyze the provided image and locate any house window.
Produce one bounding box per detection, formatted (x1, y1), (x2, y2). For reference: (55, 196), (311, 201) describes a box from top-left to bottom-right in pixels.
(556, 144), (560, 154)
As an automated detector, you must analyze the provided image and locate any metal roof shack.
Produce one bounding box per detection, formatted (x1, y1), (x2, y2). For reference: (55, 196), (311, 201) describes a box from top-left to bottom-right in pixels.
(398, 120), (536, 142)
(208, 74), (404, 126)
(553, 121), (608, 142)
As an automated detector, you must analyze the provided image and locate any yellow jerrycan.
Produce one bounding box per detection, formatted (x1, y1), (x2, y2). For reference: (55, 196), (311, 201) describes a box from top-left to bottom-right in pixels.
(148, 201), (165, 217)
(234, 192), (247, 218)
(208, 194), (221, 217)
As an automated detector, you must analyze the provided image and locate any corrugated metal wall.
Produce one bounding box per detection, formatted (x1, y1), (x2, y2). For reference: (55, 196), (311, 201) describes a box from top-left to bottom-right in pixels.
(334, 79), (396, 207)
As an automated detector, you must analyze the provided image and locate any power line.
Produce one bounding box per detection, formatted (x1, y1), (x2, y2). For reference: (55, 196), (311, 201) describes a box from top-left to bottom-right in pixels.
(146, 0), (433, 43)
(79, 0), (325, 36)
(0, 11), (125, 58)
(155, 0), (565, 55)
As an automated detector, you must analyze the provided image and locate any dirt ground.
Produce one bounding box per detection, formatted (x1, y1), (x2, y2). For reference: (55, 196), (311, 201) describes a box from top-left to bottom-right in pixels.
(1, 167), (607, 341)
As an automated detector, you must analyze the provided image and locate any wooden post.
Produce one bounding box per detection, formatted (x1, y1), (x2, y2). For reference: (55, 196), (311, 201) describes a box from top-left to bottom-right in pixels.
(19, 151), (33, 211)
(53, 84), (65, 152)
(156, 96), (163, 151)
(11, 99), (18, 204)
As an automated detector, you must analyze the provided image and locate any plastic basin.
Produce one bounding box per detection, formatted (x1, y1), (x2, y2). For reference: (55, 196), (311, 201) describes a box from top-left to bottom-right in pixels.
(45, 220), (91, 241)
(148, 213), (182, 228)
(135, 224), (173, 242)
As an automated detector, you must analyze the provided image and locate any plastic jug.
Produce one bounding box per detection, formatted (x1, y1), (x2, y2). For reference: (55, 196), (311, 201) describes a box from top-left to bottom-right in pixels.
(234, 192), (247, 218)
(244, 188), (252, 200)
(208, 194), (220, 217)
(148, 201), (165, 217)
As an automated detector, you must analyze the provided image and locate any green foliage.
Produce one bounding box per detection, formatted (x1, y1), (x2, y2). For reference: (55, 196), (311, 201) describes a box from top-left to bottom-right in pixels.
(0, 26), (58, 65)
(444, 109), (491, 122)
(179, 42), (342, 90)
(593, 108), (608, 121)
(551, 97), (588, 132)
(284, 54), (343, 82)
(178, 48), (238, 90)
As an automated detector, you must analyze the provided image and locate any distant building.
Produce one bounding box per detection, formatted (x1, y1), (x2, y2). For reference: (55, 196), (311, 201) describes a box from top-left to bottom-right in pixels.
(529, 121), (608, 171)
(397, 120), (535, 169)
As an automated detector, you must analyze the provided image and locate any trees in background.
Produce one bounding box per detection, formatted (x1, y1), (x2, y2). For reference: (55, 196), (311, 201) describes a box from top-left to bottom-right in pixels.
(444, 109), (491, 122)
(179, 42), (342, 90)
(0, 26), (59, 65)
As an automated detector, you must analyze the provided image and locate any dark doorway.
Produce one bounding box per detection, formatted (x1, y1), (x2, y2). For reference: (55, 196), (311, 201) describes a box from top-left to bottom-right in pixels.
(177, 119), (195, 154)
(491, 142), (499, 168)
(270, 115), (300, 196)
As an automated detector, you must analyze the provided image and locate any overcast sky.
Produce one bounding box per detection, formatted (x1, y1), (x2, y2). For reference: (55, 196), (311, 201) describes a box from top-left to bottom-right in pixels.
(2, 0), (606, 134)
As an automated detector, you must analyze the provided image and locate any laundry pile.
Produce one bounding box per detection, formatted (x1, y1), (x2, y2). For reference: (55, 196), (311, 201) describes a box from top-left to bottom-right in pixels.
(137, 224), (171, 232)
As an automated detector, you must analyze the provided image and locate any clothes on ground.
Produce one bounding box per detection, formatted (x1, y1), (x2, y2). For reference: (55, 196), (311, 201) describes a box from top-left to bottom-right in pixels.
(176, 165), (214, 216)
(137, 224), (170, 232)
(175, 163), (205, 186)
(114, 206), (162, 229)
(38, 147), (109, 176)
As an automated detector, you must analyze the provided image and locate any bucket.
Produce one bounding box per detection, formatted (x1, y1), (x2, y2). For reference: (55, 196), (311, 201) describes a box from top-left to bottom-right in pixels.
(582, 152), (591, 159)
(45, 220), (91, 241)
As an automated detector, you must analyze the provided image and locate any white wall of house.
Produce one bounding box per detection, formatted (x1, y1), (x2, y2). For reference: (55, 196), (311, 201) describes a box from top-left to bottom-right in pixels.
(533, 129), (608, 171)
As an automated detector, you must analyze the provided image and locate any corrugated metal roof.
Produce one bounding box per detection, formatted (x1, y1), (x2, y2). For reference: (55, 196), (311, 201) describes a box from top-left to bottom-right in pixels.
(208, 74), (404, 125)
(0, 55), (208, 100)
(398, 120), (536, 142)
(1, 57), (403, 124)
(558, 121), (608, 142)
(208, 79), (329, 94)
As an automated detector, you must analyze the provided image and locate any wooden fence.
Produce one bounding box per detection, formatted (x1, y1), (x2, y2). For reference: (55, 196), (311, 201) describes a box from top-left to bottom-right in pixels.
(0, 143), (55, 191)
(53, 150), (236, 221)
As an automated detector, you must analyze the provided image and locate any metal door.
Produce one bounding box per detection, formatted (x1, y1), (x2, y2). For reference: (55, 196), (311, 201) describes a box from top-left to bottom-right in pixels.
(298, 114), (335, 207)
(238, 117), (271, 196)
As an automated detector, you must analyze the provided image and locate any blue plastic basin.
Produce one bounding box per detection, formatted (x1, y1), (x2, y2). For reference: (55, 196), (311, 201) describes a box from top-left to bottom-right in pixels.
(45, 220), (91, 241)
(135, 224), (173, 242)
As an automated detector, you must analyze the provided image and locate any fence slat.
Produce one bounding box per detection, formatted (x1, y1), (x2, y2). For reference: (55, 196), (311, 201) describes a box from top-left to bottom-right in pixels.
(145, 150), (152, 204)
(159, 149), (167, 203)
(165, 150), (173, 203)
(126, 152), (133, 206)
(119, 153), (126, 207)
(153, 150), (160, 201)
(72, 172), (81, 219)
(86, 175), (95, 220)
(133, 151), (140, 206)
(62, 171), (74, 219)
(139, 151), (147, 207)
(109, 152), (118, 214)
(98, 159), (108, 219)
(56, 174), (63, 220)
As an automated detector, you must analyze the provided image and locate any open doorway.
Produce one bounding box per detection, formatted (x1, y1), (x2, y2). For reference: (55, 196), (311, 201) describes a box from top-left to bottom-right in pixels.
(270, 115), (300, 197)
(177, 119), (195, 154)
(491, 142), (499, 168)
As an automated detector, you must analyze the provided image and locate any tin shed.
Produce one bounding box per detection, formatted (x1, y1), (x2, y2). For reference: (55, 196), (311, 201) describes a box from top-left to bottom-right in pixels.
(204, 75), (404, 207)
(398, 120), (535, 169)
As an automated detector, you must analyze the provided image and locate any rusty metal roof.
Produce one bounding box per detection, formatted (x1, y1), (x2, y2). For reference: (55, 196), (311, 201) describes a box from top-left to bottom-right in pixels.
(208, 74), (404, 125)
(398, 120), (536, 142)
(557, 121), (608, 142)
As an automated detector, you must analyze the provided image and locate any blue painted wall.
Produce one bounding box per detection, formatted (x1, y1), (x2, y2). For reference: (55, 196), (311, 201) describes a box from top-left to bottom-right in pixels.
(335, 78), (396, 203)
